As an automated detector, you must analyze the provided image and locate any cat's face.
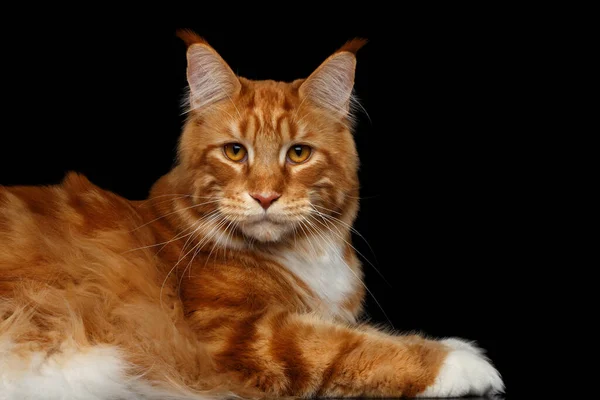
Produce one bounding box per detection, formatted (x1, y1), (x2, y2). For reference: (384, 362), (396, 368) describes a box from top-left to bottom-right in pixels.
(174, 33), (364, 244)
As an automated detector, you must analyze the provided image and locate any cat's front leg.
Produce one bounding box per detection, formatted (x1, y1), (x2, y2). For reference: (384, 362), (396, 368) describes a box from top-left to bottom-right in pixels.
(202, 309), (503, 398)
(416, 337), (504, 397)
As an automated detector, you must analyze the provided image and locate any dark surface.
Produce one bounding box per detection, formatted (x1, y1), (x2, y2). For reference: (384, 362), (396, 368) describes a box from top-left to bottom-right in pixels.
(1, 6), (523, 396)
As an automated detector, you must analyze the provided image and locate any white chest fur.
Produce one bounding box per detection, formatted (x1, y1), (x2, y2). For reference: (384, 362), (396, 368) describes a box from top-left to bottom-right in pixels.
(275, 241), (358, 319)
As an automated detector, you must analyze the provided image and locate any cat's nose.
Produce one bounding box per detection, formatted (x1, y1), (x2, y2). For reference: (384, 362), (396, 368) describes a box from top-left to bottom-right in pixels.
(250, 192), (281, 210)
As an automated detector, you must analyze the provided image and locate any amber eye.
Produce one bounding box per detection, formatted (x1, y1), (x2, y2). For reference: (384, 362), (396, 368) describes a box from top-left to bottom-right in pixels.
(224, 143), (247, 162)
(287, 145), (312, 164)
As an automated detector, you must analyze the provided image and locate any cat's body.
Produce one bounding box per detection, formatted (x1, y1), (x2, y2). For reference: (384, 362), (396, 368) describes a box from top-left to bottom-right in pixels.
(0, 32), (503, 399)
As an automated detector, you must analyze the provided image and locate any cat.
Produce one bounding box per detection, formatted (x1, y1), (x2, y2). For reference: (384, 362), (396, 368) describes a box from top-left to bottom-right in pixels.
(0, 30), (503, 399)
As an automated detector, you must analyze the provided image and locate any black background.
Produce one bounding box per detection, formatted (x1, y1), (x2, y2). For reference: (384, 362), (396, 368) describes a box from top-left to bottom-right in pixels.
(1, 7), (521, 396)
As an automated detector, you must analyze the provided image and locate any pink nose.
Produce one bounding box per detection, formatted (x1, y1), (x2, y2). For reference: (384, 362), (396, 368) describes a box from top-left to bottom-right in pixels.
(250, 193), (281, 210)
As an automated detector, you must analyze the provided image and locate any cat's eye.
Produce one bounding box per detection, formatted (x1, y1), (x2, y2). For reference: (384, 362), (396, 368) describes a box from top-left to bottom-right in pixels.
(287, 145), (312, 164)
(224, 143), (247, 162)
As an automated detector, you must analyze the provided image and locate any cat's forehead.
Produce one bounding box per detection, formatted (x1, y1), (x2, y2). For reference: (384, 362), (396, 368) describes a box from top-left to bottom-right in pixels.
(230, 79), (306, 143)
(237, 78), (302, 112)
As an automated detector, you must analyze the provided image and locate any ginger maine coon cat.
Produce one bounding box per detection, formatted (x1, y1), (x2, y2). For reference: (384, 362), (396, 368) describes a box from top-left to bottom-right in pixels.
(0, 31), (503, 399)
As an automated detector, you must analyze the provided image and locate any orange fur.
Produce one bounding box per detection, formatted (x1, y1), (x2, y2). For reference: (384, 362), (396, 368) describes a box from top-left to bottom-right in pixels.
(336, 38), (368, 55)
(176, 29), (209, 47)
(0, 33), (462, 398)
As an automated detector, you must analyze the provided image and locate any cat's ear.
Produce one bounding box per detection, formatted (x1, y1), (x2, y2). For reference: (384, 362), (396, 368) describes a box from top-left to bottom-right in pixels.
(299, 39), (367, 118)
(177, 30), (241, 111)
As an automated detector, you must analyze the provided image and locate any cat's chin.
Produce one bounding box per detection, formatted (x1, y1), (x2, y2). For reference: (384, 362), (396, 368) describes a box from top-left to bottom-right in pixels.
(239, 220), (290, 243)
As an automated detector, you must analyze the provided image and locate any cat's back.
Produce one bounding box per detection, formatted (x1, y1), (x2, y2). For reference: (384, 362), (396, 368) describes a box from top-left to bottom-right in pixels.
(0, 172), (157, 296)
(0, 171), (149, 249)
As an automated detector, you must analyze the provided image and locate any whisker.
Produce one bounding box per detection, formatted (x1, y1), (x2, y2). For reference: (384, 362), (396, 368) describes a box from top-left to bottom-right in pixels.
(204, 218), (234, 267)
(178, 216), (224, 291)
(160, 213), (223, 306)
(172, 213), (227, 294)
(123, 210), (219, 255)
(131, 199), (221, 232)
(223, 219), (238, 260)
(344, 194), (380, 200)
(310, 203), (382, 269)
(308, 208), (389, 287)
(312, 204), (343, 216)
(121, 230), (195, 255)
(137, 194), (221, 208)
(303, 215), (394, 329)
(297, 220), (321, 259)
(174, 210), (221, 264)
(178, 216), (230, 286)
(142, 196), (218, 209)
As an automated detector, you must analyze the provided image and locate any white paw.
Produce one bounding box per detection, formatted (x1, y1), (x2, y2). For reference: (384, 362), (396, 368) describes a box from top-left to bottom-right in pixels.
(417, 338), (504, 398)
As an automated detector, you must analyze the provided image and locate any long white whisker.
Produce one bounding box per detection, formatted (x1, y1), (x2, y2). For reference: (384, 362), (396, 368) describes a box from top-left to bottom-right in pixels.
(122, 230), (195, 255)
(156, 210), (219, 254)
(123, 210), (219, 255)
(178, 215), (230, 285)
(173, 213), (227, 293)
(160, 213), (223, 306)
(131, 200), (221, 231)
(177, 215), (228, 290)
(298, 219), (320, 259)
(312, 204), (343, 216)
(304, 215), (394, 328)
(203, 218), (234, 267)
(310, 203), (382, 271)
(137, 194), (221, 208)
(223, 220), (238, 260)
(309, 208), (389, 286)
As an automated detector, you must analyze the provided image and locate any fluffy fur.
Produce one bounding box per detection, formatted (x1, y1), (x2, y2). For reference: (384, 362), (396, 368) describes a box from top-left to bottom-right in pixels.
(0, 31), (503, 399)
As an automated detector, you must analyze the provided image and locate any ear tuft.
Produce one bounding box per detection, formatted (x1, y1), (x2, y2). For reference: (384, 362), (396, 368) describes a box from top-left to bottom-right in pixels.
(336, 38), (368, 55)
(176, 29), (209, 48)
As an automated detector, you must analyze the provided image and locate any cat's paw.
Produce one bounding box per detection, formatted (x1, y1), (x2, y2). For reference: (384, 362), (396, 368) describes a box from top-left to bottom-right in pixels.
(417, 338), (504, 398)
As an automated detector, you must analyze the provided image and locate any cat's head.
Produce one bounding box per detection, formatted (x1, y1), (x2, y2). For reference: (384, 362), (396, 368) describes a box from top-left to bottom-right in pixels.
(170, 31), (365, 245)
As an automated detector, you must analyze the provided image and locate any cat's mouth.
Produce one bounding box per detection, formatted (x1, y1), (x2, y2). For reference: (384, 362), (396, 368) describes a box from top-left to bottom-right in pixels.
(243, 212), (288, 225)
(238, 217), (291, 243)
